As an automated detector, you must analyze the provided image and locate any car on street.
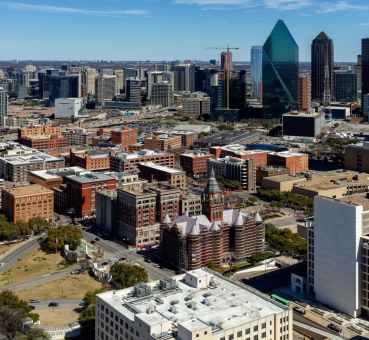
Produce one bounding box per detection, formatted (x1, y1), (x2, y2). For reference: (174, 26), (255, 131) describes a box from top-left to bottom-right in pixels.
(30, 299), (40, 304)
(48, 302), (59, 307)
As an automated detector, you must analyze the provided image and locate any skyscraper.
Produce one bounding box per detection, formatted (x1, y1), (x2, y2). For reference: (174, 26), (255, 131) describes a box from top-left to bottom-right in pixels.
(126, 78), (141, 104)
(311, 32), (334, 104)
(48, 73), (81, 104)
(251, 46), (263, 101)
(262, 20), (299, 118)
(362, 39), (369, 110)
(96, 74), (117, 104)
(0, 87), (8, 127)
(221, 51), (233, 73)
(334, 70), (357, 103)
(173, 64), (195, 92)
(298, 74), (311, 112)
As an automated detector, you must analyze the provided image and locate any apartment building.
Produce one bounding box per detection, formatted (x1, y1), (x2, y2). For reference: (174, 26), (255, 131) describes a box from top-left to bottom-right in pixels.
(111, 127), (137, 150)
(95, 268), (292, 340)
(70, 150), (110, 171)
(2, 184), (54, 223)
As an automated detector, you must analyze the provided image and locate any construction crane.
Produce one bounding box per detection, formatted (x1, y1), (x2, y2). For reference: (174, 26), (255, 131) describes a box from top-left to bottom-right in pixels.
(207, 45), (239, 110)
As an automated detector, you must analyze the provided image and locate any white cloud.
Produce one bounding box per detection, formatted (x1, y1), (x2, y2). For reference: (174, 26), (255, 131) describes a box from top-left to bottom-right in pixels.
(264, 0), (312, 10)
(0, 1), (149, 16)
(317, 1), (369, 14)
(174, 0), (256, 5)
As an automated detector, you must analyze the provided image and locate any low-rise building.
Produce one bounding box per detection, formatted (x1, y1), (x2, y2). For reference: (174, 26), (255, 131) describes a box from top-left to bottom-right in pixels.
(138, 162), (187, 189)
(2, 184), (54, 223)
(70, 150), (110, 171)
(180, 192), (202, 217)
(180, 152), (211, 177)
(55, 98), (83, 119)
(262, 175), (307, 192)
(345, 142), (369, 173)
(282, 111), (325, 138)
(267, 151), (309, 176)
(144, 133), (182, 151)
(96, 269), (292, 340)
(182, 91), (211, 116)
(110, 150), (175, 173)
(110, 127), (137, 150)
(0, 143), (65, 182)
(209, 156), (257, 192)
(62, 128), (94, 146)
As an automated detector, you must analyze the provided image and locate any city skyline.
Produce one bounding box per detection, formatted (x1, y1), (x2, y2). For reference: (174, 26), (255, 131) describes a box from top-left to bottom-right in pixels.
(0, 0), (368, 62)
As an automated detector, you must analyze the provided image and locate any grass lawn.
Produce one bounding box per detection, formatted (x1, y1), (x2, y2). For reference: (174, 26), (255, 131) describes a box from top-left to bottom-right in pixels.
(0, 249), (68, 287)
(17, 273), (103, 301)
(0, 243), (19, 257)
(37, 307), (79, 327)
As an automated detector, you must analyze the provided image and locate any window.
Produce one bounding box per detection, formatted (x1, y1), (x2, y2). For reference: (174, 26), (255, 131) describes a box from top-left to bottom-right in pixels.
(245, 328), (250, 334)
(237, 331), (242, 337)
(254, 336), (258, 340)
(254, 326), (258, 332)
(262, 323), (266, 329)
(262, 332), (266, 338)
(229, 335), (234, 340)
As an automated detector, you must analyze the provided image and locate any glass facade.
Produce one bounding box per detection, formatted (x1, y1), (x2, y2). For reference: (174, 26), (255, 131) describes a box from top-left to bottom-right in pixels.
(262, 20), (299, 118)
(251, 46), (263, 101)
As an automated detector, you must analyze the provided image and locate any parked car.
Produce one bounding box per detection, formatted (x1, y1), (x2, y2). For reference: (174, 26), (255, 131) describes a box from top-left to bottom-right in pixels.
(30, 299), (40, 304)
(48, 302), (59, 307)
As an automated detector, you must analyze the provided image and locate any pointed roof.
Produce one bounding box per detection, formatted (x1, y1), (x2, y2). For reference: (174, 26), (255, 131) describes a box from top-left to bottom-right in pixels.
(315, 31), (329, 40)
(255, 212), (263, 224)
(210, 222), (221, 232)
(264, 19), (298, 50)
(205, 167), (221, 194)
(235, 212), (244, 226)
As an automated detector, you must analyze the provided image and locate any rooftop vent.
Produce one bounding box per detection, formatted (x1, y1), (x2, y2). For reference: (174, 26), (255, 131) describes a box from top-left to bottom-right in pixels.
(134, 283), (152, 298)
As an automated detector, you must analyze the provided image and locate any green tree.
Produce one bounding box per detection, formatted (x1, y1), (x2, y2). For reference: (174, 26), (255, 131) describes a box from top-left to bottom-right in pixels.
(110, 263), (148, 289)
(43, 225), (82, 253)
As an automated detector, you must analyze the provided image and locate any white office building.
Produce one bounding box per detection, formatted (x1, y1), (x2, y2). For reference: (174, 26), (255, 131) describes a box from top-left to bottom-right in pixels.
(55, 98), (83, 118)
(96, 74), (117, 104)
(95, 268), (292, 340)
(147, 71), (174, 100)
(313, 195), (369, 317)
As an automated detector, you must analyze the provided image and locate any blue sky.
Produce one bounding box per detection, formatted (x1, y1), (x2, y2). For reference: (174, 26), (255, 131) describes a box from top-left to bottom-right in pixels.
(0, 0), (368, 61)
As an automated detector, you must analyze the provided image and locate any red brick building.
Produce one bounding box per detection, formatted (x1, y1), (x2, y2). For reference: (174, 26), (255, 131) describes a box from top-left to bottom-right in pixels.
(210, 146), (268, 168)
(267, 151), (309, 176)
(64, 172), (117, 217)
(70, 150), (110, 171)
(111, 127), (138, 150)
(180, 152), (212, 177)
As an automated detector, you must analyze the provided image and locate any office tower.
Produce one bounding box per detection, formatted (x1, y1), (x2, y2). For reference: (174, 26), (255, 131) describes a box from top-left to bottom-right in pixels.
(311, 195), (369, 317)
(147, 71), (174, 100)
(364, 94), (369, 119)
(150, 82), (173, 107)
(0, 87), (8, 127)
(183, 92), (211, 116)
(173, 64), (195, 92)
(126, 78), (141, 104)
(114, 69), (124, 94)
(221, 50), (233, 72)
(48, 73), (81, 104)
(311, 32), (334, 104)
(334, 70), (357, 103)
(357, 55), (362, 103)
(96, 74), (117, 104)
(81, 67), (97, 96)
(298, 74), (311, 112)
(123, 68), (138, 84)
(262, 20), (299, 118)
(251, 46), (263, 101)
(362, 39), (369, 110)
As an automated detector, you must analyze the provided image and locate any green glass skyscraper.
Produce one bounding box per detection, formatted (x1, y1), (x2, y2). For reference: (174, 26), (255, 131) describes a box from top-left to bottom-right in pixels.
(262, 20), (299, 118)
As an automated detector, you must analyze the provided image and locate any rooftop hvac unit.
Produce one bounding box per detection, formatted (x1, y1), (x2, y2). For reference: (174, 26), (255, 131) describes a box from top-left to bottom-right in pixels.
(159, 278), (177, 291)
(134, 283), (152, 297)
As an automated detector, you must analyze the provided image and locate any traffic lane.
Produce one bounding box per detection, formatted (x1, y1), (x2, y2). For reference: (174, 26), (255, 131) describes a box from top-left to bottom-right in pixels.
(0, 237), (41, 273)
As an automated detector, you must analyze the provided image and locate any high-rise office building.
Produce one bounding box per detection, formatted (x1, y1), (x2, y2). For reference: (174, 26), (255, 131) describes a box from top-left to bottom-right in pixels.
(173, 64), (195, 92)
(221, 51), (233, 73)
(357, 55), (362, 103)
(48, 73), (81, 104)
(262, 20), (299, 118)
(0, 87), (8, 127)
(96, 74), (117, 104)
(150, 81), (173, 107)
(251, 46), (263, 101)
(114, 69), (124, 94)
(81, 67), (97, 97)
(298, 74), (311, 112)
(362, 39), (369, 110)
(126, 78), (141, 104)
(147, 71), (174, 99)
(334, 70), (357, 103)
(311, 32), (334, 104)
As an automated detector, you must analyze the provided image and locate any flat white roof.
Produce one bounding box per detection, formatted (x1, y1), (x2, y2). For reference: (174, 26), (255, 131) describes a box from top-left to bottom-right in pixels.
(97, 269), (285, 334)
(139, 162), (184, 174)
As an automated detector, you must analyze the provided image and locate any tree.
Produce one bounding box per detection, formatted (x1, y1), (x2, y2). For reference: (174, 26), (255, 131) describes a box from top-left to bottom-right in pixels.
(79, 288), (106, 339)
(110, 263), (148, 289)
(43, 225), (82, 253)
(0, 291), (48, 339)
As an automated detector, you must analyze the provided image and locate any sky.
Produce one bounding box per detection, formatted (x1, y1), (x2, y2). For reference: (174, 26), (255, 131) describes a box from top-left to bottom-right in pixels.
(0, 0), (368, 62)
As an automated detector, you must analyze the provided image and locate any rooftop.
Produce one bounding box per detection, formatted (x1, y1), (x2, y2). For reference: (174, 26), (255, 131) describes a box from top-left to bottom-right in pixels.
(6, 184), (53, 197)
(283, 111), (322, 118)
(268, 151), (307, 158)
(66, 172), (115, 184)
(29, 167), (86, 180)
(114, 149), (168, 161)
(139, 162), (184, 174)
(97, 268), (285, 336)
(338, 194), (369, 211)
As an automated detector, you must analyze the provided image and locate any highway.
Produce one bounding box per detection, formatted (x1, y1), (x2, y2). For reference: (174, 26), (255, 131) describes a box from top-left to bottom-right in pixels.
(82, 231), (174, 281)
(0, 236), (41, 273)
